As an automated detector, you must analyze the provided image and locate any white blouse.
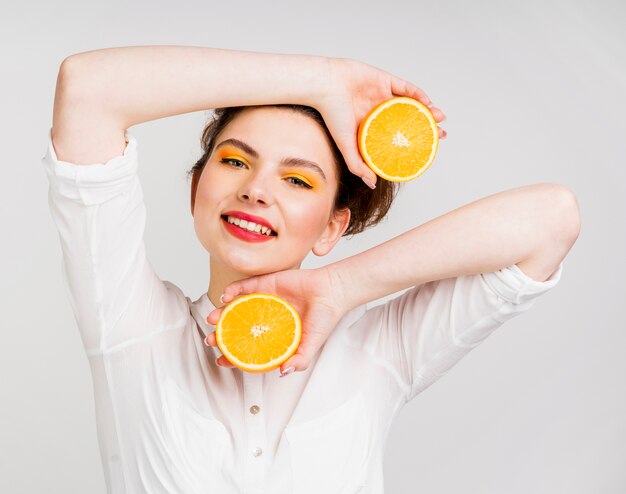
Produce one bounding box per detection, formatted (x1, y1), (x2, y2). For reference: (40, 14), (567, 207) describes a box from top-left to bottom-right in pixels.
(42, 128), (563, 494)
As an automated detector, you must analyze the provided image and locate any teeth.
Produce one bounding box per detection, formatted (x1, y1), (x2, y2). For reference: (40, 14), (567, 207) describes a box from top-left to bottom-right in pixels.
(225, 216), (275, 236)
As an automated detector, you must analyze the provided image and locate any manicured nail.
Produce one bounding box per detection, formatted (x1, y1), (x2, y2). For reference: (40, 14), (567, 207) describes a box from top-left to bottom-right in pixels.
(279, 366), (295, 378)
(362, 176), (376, 190)
(219, 293), (225, 304)
(215, 358), (221, 366)
(204, 336), (210, 346)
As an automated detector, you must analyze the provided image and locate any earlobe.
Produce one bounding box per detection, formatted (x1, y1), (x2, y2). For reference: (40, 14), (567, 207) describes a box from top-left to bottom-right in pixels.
(312, 208), (351, 257)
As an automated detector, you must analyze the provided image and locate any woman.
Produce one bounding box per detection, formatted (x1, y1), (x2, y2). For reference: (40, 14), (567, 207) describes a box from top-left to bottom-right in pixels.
(43, 46), (579, 493)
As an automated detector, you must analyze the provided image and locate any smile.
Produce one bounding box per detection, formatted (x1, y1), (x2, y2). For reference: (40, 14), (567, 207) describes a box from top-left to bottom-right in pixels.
(221, 215), (277, 243)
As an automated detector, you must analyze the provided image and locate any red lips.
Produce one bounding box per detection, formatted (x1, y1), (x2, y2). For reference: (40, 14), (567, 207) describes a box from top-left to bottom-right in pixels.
(222, 210), (276, 233)
(221, 210), (277, 243)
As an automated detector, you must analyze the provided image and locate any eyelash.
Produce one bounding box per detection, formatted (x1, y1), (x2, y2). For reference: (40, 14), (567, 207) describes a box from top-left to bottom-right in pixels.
(220, 158), (313, 189)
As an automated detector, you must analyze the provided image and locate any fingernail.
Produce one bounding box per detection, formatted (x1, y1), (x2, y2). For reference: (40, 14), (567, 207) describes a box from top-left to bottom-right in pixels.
(279, 366), (295, 378)
(362, 176), (376, 190)
(204, 336), (210, 346)
(219, 293), (225, 304)
(215, 358), (221, 366)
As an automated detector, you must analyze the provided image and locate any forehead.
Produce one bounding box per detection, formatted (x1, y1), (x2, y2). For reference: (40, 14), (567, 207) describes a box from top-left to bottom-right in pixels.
(215, 107), (338, 181)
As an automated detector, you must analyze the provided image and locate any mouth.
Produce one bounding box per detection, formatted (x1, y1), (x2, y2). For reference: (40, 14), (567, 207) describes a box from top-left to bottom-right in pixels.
(220, 215), (278, 241)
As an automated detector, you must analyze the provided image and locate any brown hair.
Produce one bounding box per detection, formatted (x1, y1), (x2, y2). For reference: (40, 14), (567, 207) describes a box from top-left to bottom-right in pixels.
(186, 104), (399, 237)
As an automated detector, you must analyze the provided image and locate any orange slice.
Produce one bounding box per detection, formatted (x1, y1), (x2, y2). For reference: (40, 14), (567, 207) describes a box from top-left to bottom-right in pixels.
(215, 293), (302, 373)
(357, 96), (439, 182)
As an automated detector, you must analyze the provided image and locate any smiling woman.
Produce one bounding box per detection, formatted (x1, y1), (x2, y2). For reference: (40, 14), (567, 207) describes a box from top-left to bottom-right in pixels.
(42, 45), (574, 494)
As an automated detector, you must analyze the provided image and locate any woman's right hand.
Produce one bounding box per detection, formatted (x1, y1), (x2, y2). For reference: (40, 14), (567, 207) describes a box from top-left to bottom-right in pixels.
(313, 57), (447, 189)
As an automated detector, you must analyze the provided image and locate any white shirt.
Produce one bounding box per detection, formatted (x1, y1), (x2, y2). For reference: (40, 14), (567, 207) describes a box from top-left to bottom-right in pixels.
(42, 128), (563, 494)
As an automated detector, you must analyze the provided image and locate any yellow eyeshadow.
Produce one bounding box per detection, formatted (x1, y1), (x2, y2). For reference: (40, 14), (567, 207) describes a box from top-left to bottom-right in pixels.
(286, 173), (317, 188)
(217, 148), (249, 163)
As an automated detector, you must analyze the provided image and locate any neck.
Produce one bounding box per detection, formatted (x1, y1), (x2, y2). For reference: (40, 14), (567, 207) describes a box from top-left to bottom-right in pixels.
(207, 256), (248, 309)
(206, 256), (303, 308)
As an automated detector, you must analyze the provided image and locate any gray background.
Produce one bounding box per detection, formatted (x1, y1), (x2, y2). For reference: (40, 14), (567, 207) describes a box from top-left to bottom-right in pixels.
(2, 0), (625, 492)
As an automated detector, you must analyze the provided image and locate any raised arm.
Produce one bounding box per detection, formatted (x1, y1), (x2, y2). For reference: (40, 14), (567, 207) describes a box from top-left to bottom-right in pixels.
(329, 182), (580, 311)
(206, 182), (579, 375)
(51, 45), (443, 186)
(52, 45), (330, 165)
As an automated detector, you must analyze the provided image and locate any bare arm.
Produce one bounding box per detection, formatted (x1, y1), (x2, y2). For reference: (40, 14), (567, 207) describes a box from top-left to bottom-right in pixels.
(329, 182), (580, 310)
(51, 45), (330, 165)
(206, 182), (579, 372)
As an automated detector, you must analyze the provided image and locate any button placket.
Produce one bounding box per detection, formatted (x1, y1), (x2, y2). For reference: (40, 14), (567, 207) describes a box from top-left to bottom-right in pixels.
(242, 373), (266, 494)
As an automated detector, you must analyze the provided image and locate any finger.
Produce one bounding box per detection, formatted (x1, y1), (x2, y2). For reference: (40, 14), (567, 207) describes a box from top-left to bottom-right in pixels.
(279, 351), (309, 377)
(390, 75), (432, 107)
(215, 355), (235, 368)
(221, 276), (265, 304)
(339, 141), (378, 189)
(438, 127), (447, 139)
(204, 331), (217, 347)
(279, 331), (325, 376)
(429, 106), (446, 123)
(206, 308), (223, 326)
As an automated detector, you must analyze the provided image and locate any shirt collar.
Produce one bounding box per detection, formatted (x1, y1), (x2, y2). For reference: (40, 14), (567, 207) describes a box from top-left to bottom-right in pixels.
(190, 292), (216, 340)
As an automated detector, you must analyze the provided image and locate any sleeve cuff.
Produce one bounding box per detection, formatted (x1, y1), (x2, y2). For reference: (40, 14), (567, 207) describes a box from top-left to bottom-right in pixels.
(41, 127), (138, 206)
(481, 260), (564, 305)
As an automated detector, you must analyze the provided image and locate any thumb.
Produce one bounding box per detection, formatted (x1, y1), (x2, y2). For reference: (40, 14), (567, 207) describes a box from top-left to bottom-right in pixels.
(221, 276), (263, 304)
(337, 135), (377, 190)
(279, 332), (325, 376)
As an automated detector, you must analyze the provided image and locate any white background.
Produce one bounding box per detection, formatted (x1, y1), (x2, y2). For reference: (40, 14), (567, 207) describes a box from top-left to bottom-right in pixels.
(2, 0), (625, 492)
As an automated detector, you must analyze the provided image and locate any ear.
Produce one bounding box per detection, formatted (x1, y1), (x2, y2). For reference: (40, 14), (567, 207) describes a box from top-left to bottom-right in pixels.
(312, 208), (351, 257)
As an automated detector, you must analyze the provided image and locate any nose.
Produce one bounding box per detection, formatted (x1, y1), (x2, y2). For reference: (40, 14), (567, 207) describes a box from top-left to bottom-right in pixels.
(237, 170), (273, 205)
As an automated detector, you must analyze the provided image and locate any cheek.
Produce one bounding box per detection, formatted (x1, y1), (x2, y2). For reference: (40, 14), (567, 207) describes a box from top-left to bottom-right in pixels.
(286, 196), (332, 240)
(195, 168), (224, 211)
(193, 172), (224, 234)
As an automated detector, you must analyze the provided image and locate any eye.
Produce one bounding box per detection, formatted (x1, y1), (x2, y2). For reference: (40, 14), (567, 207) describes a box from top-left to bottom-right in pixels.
(220, 158), (248, 169)
(285, 176), (313, 189)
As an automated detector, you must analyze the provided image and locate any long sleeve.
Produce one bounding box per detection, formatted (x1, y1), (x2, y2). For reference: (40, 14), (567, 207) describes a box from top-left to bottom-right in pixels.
(42, 128), (188, 356)
(345, 261), (564, 403)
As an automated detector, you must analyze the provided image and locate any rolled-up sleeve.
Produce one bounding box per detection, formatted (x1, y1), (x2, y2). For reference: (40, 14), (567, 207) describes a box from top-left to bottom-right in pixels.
(42, 128), (187, 355)
(346, 261), (563, 403)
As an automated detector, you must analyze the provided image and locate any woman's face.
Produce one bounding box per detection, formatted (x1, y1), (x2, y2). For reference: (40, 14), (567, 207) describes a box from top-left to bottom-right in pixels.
(193, 107), (350, 276)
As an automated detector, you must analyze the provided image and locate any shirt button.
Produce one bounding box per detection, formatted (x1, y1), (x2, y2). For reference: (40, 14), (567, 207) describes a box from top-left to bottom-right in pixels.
(249, 405), (260, 415)
(252, 447), (263, 457)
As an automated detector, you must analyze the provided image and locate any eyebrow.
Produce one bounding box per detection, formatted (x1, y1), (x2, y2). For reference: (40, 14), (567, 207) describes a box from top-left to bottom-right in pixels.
(214, 138), (327, 182)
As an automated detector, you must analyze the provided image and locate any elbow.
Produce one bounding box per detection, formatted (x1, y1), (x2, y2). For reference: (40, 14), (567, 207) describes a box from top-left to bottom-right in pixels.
(548, 183), (581, 247)
(56, 55), (86, 98)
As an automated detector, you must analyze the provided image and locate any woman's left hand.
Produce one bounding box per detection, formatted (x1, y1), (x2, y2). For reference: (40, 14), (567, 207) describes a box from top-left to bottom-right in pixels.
(313, 57), (447, 188)
(204, 267), (348, 376)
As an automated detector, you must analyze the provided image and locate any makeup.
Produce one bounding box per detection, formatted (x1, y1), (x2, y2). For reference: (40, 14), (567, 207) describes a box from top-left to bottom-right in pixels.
(285, 173), (316, 190)
(217, 147), (250, 165)
(221, 217), (275, 243)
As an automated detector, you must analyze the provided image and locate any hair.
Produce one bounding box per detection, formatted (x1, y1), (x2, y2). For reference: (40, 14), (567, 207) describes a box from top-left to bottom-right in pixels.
(186, 104), (399, 237)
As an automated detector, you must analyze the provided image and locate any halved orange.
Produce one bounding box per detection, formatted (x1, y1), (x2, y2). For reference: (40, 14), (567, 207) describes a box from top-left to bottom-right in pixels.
(215, 293), (302, 373)
(357, 96), (439, 182)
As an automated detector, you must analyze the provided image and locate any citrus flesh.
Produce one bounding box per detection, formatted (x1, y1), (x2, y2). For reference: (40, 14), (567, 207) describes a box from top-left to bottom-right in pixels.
(216, 293), (302, 373)
(357, 96), (439, 182)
